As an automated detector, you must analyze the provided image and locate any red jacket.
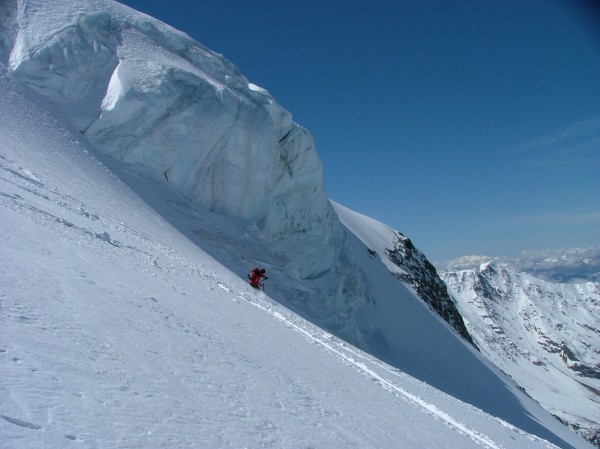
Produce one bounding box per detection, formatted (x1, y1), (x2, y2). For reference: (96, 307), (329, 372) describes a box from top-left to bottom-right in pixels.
(249, 268), (266, 285)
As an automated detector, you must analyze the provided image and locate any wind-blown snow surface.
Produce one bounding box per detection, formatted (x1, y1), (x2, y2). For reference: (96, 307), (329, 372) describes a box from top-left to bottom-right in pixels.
(0, 1), (594, 448)
(442, 263), (600, 446)
(0, 73), (583, 449)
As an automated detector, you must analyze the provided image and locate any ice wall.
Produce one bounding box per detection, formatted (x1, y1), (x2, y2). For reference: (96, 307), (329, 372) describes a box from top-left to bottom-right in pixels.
(4, 0), (367, 330)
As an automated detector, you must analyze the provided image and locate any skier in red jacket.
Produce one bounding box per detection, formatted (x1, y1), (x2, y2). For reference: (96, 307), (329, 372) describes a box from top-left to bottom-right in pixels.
(248, 267), (268, 289)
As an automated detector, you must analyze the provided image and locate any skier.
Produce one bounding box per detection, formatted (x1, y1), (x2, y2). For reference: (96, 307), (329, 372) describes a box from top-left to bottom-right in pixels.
(248, 267), (268, 289)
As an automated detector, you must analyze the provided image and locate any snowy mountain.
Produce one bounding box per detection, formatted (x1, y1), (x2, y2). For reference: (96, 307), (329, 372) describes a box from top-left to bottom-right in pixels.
(330, 204), (593, 449)
(0, 1), (594, 448)
(438, 246), (600, 284)
(441, 263), (600, 447)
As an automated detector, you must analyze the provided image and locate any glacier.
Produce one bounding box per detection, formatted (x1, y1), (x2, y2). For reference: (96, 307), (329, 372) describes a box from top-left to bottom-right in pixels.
(0, 1), (595, 448)
(4, 0), (366, 340)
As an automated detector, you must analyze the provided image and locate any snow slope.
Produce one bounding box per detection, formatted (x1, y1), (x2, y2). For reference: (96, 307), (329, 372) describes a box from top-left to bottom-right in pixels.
(0, 71), (582, 449)
(0, 1), (593, 448)
(332, 203), (595, 449)
(442, 263), (600, 446)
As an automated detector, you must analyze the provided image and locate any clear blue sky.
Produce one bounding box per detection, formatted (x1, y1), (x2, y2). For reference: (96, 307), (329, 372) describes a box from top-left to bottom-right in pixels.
(118, 0), (600, 262)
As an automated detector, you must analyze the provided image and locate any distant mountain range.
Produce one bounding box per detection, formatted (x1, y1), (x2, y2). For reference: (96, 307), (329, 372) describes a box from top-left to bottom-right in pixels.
(437, 246), (600, 283)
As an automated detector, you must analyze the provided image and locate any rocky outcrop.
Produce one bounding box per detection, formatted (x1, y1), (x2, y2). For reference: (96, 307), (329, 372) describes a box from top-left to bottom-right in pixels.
(386, 232), (476, 348)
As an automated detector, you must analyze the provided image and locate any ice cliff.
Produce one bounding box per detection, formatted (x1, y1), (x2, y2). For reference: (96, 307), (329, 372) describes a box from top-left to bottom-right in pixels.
(3, 0), (366, 336)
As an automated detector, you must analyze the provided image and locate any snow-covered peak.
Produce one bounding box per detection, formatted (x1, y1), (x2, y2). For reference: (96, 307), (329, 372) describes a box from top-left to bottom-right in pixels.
(439, 247), (600, 283)
(439, 254), (495, 271)
(442, 263), (600, 446)
(479, 260), (495, 272)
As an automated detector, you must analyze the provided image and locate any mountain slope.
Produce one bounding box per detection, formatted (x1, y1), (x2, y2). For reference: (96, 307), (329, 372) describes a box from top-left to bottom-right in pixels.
(0, 68), (581, 449)
(332, 204), (591, 449)
(442, 263), (600, 447)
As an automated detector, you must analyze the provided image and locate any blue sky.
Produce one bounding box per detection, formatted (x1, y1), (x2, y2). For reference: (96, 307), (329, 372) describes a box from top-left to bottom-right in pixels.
(118, 0), (600, 262)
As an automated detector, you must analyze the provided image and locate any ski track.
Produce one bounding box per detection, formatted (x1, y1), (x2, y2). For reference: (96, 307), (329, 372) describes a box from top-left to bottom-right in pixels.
(233, 288), (506, 449)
